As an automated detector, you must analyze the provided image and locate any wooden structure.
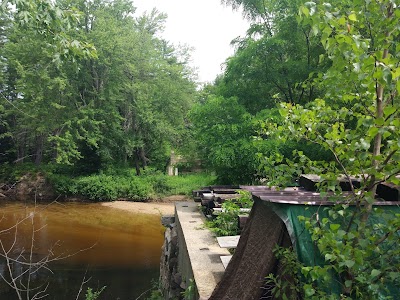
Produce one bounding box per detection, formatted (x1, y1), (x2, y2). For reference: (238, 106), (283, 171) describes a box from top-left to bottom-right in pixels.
(186, 175), (400, 299)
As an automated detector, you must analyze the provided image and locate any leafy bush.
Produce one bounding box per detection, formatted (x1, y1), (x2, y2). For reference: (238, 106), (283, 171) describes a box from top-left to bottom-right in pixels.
(48, 170), (216, 201)
(47, 174), (78, 195)
(126, 177), (152, 200)
(189, 96), (259, 184)
(206, 191), (253, 236)
(149, 175), (171, 194)
(51, 174), (152, 201)
(235, 190), (253, 208)
(75, 175), (119, 200)
(207, 201), (241, 236)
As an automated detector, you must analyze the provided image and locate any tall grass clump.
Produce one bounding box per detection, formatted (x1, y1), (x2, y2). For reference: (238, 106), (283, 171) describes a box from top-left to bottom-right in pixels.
(164, 173), (217, 195)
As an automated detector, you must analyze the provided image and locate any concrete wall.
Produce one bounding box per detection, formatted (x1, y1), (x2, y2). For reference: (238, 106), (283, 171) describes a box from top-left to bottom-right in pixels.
(160, 202), (229, 300)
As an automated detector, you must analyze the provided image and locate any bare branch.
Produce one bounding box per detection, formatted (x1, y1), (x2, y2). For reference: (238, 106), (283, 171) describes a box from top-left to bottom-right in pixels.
(75, 269), (91, 300)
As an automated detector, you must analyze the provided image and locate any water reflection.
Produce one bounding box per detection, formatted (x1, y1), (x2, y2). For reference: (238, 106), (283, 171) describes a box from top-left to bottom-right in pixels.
(0, 202), (165, 299)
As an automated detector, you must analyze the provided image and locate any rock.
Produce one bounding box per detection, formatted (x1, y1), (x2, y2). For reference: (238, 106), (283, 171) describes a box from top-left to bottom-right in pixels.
(169, 257), (178, 270)
(161, 215), (175, 227)
(173, 273), (182, 285)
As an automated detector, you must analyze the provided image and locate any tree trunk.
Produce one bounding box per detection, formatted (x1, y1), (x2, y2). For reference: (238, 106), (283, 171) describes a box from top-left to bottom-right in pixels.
(15, 132), (27, 164)
(134, 149), (141, 176)
(34, 134), (45, 166)
(139, 147), (149, 169)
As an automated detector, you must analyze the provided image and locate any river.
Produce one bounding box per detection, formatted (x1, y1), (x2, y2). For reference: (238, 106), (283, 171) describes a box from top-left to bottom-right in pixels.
(0, 202), (165, 299)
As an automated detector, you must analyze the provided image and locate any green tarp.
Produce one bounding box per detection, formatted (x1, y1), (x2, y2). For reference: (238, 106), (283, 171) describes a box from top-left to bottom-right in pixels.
(270, 202), (400, 298)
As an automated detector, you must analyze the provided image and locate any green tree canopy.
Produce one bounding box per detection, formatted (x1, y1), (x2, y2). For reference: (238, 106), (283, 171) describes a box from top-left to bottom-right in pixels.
(0, 0), (197, 174)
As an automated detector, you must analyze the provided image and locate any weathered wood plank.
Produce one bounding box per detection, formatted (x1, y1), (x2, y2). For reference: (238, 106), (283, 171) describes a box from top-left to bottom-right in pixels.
(237, 214), (248, 230)
(213, 193), (239, 202)
(212, 188), (239, 194)
(299, 174), (362, 191)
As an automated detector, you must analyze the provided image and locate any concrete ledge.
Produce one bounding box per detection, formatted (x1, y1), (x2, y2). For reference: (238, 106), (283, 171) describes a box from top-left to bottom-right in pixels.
(220, 255), (232, 269)
(216, 235), (240, 248)
(175, 202), (230, 299)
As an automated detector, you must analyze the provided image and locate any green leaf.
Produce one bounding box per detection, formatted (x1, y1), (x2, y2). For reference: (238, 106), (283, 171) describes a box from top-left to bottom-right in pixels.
(384, 106), (396, 117)
(300, 6), (310, 17)
(330, 223), (340, 231)
(389, 272), (400, 281)
(392, 67), (400, 79)
(367, 127), (379, 137)
(325, 253), (336, 262)
(371, 269), (381, 278)
(304, 285), (315, 296)
(345, 260), (355, 268)
(375, 117), (385, 126)
(348, 13), (357, 21)
(383, 68), (393, 84)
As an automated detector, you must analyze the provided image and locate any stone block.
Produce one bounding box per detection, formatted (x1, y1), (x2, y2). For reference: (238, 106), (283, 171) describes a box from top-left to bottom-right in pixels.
(161, 215), (175, 227)
(173, 272), (182, 285)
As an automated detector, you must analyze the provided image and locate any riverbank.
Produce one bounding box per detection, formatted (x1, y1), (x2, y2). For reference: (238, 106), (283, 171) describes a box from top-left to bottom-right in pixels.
(101, 195), (190, 215)
(1, 171), (215, 202)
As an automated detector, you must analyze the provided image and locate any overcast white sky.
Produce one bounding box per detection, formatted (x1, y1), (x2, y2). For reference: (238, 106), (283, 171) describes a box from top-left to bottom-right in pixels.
(133, 0), (249, 84)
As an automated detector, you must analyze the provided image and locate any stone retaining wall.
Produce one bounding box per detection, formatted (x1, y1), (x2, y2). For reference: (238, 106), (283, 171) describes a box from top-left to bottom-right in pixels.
(160, 215), (186, 299)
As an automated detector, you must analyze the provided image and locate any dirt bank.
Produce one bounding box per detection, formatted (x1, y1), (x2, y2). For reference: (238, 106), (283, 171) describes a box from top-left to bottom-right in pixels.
(102, 195), (191, 215)
(102, 201), (175, 215)
(1, 173), (59, 201)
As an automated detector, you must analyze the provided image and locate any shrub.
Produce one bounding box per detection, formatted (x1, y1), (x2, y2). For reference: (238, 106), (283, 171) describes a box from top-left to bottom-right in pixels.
(165, 173), (217, 195)
(206, 191), (253, 236)
(207, 201), (241, 236)
(48, 170), (216, 201)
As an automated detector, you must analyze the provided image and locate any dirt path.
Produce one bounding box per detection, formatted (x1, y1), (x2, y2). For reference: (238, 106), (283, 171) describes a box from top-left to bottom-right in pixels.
(101, 195), (191, 215)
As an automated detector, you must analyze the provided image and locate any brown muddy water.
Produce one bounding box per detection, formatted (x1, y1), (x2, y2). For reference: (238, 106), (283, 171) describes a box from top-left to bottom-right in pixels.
(0, 202), (165, 300)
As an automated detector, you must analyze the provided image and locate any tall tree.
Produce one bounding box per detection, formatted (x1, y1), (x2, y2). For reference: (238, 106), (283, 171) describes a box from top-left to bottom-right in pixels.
(217, 0), (325, 113)
(189, 95), (261, 183)
(0, 0), (96, 165)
